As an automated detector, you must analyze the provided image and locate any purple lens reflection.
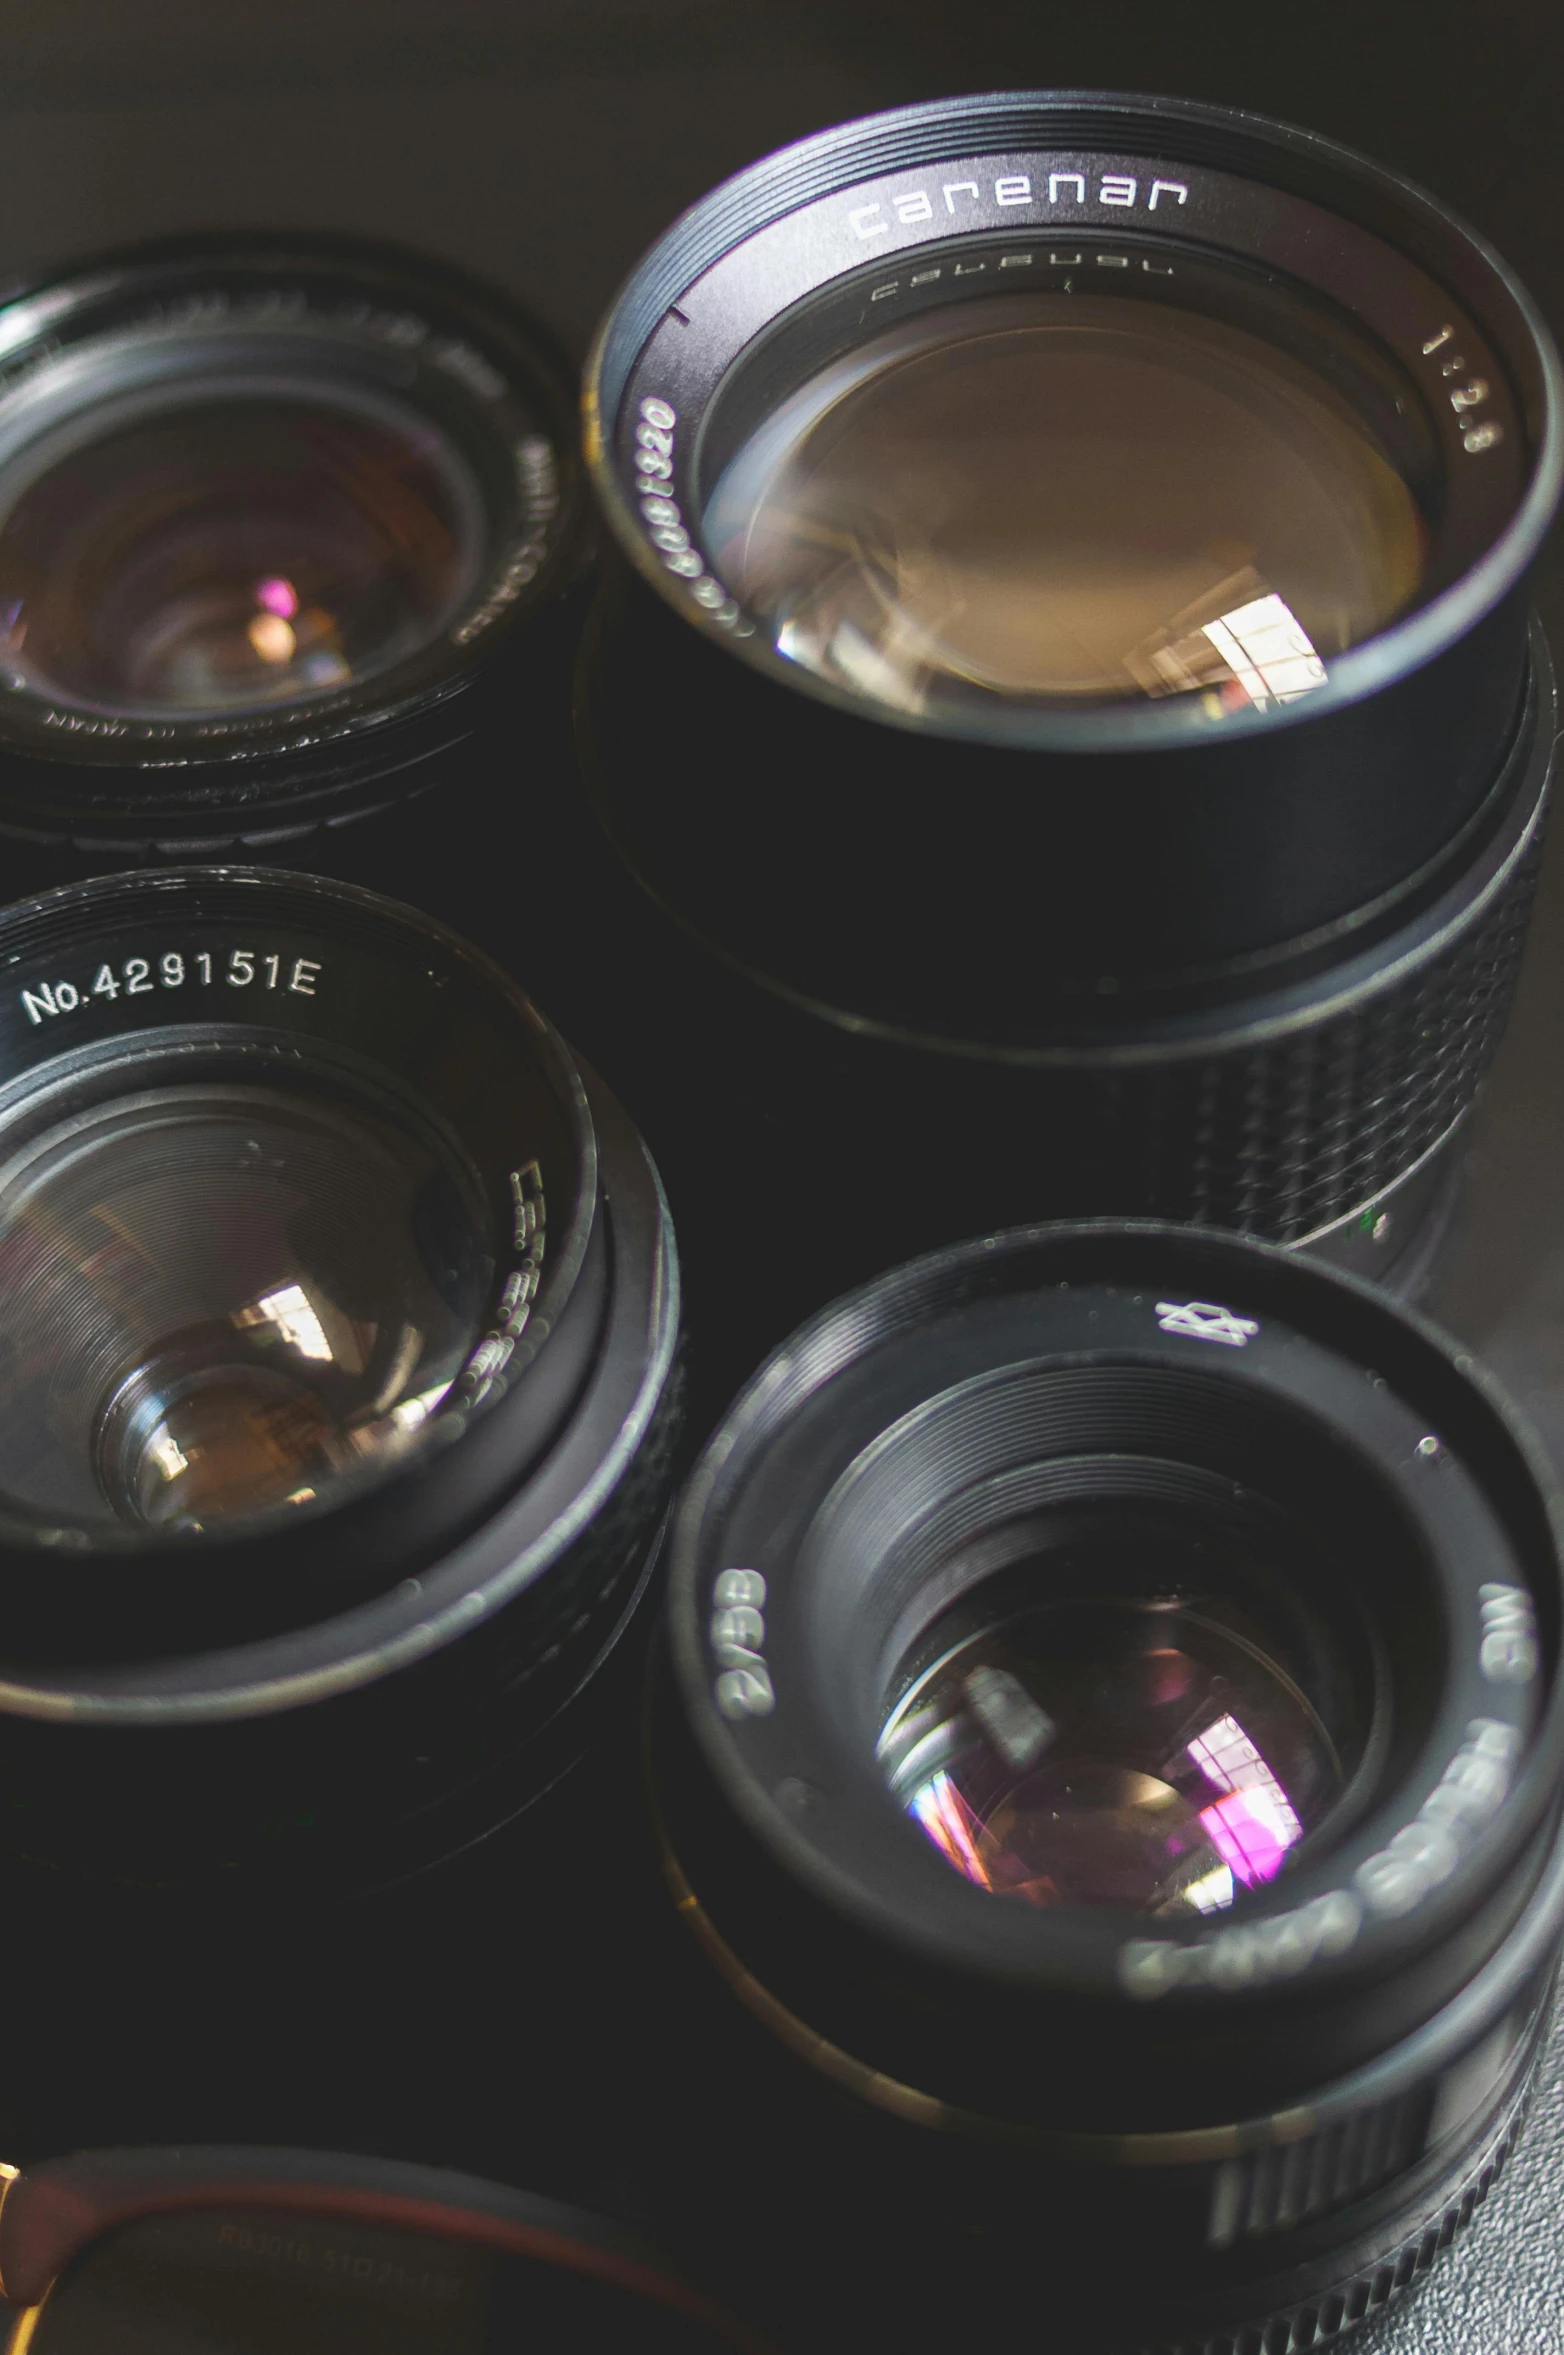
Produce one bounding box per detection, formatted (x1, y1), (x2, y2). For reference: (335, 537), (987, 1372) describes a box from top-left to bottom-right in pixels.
(882, 1592), (1346, 1918)
(0, 393), (480, 719)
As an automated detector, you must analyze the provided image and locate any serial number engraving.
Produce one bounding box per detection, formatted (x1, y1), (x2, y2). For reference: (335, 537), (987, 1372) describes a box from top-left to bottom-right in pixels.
(213, 2222), (465, 2302)
(629, 397), (751, 632)
(19, 946), (321, 1025)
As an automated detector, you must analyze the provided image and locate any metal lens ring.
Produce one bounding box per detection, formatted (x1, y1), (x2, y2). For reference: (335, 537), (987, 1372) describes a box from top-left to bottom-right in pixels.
(589, 93), (1560, 751)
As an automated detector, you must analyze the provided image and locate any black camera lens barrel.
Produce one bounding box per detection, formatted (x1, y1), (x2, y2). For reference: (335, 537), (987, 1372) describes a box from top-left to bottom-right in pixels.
(575, 93), (1562, 1285)
(585, 94), (1560, 1005)
(0, 866), (680, 1891)
(654, 1224), (1564, 2347)
(0, 236), (586, 856)
(577, 619), (1550, 1273)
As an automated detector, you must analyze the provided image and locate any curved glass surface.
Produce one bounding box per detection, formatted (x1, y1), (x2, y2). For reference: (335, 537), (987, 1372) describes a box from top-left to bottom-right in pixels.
(0, 385), (486, 719)
(0, 1082), (495, 1536)
(704, 292), (1428, 720)
(880, 1559), (1352, 1917)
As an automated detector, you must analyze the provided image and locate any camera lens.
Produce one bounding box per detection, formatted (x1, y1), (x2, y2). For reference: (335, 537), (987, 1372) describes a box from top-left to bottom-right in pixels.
(577, 95), (1561, 1330)
(0, 865), (679, 1895)
(0, 238), (582, 856)
(654, 1224), (1564, 2351)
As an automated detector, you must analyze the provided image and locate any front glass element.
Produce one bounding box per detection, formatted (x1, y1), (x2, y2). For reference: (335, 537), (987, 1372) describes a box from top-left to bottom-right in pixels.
(880, 1563), (1349, 1916)
(0, 389), (485, 718)
(704, 293), (1427, 719)
(0, 1082), (494, 1536)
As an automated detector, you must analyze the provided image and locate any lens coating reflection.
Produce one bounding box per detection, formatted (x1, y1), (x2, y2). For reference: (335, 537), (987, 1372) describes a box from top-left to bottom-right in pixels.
(0, 1083), (494, 1537)
(881, 1571), (1348, 1916)
(0, 391), (484, 718)
(705, 292), (1427, 718)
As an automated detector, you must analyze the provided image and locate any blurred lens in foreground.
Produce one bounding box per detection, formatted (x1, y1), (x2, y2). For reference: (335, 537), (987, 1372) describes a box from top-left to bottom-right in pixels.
(9, 2203), (751, 2354)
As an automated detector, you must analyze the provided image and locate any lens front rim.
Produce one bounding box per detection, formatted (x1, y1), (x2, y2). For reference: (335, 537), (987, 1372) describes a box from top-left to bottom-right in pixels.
(0, 2143), (762, 2351)
(663, 1225), (1564, 2042)
(587, 89), (1562, 755)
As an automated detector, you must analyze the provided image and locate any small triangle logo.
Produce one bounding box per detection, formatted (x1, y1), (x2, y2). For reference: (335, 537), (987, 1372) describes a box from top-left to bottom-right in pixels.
(1154, 1299), (1261, 1348)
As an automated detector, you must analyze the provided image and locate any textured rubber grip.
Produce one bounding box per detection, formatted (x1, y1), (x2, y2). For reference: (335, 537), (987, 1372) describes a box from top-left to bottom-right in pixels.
(1142, 2045), (1541, 2355)
(1131, 814), (1548, 1243)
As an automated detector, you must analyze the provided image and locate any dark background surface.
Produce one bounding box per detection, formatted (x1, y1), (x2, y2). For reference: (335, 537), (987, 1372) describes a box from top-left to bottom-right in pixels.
(1, 4), (1562, 2348)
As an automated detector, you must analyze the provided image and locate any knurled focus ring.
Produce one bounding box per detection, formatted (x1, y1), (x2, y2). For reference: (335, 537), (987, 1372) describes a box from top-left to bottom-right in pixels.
(1139, 2034), (1546, 2355)
(1130, 806), (1549, 1242)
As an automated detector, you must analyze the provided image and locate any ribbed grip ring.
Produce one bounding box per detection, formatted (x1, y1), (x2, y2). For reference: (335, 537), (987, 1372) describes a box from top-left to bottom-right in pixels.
(1140, 2047), (1542, 2355)
(1133, 810), (1548, 1243)
(701, 788), (1552, 1261)
(570, 622), (1553, 1306)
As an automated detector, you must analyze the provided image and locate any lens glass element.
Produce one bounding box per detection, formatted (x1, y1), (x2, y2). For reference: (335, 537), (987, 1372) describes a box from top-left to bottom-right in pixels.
(0, 1081), (494, 1536)
(880, 1535), (1351, 1916)
(0, 390), (484, 718)
(705, 292), (1427, 718)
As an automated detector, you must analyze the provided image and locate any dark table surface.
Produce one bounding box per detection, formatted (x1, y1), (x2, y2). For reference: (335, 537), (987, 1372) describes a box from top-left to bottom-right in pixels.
(2, 5), (1563, 2347)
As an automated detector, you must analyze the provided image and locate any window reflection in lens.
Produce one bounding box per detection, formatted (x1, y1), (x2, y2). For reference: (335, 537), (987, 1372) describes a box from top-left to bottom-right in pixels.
(880, 1585), (1349, 1917)
(0, 1084), (494, 1537)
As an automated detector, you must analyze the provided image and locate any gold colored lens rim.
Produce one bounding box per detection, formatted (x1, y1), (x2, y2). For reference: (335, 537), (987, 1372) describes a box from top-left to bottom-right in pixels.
(655, 1818), (1305, 2164)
